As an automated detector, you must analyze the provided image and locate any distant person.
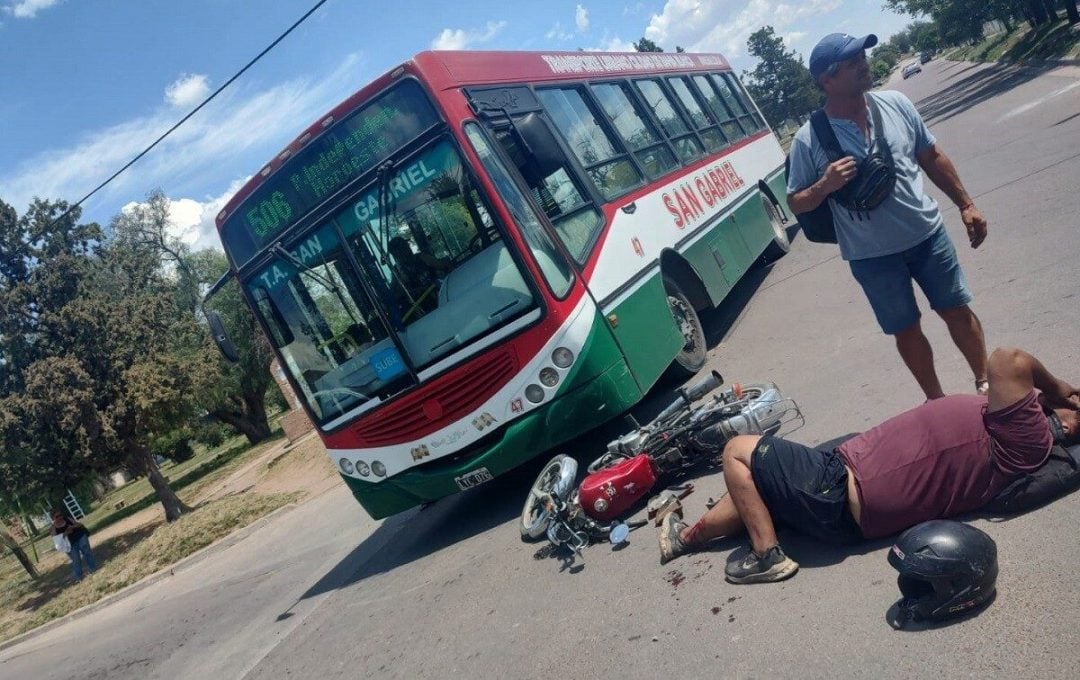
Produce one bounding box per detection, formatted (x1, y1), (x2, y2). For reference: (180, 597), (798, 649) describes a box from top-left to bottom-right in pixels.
(787, 32), (990, 400)
(658, 346), (1078, 583)
(52, 509), (97, 582)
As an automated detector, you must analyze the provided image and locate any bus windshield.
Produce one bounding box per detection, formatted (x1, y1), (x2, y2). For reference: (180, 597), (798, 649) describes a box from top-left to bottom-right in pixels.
(245, 139), (538, 425)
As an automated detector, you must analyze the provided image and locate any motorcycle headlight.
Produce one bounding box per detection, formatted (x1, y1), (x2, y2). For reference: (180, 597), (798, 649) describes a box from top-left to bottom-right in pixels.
(372, 461), (387, 477)
(356, 461), (371, 477)
(338, 458), (354, 475)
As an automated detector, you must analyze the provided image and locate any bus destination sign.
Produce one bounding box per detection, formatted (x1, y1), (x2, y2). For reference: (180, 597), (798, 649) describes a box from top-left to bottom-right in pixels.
(222, 79), (440, 266)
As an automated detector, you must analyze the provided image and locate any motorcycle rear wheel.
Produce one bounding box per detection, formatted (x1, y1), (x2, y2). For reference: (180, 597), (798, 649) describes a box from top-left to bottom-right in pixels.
(520, 454), (578, 542)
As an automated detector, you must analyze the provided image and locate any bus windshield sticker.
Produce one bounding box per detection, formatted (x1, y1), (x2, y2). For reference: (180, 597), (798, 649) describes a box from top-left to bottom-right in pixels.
(370, 346), (406, 382)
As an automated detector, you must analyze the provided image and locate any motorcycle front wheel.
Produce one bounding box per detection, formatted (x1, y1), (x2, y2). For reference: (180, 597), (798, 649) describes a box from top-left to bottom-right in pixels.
(519, 454), (578, 542)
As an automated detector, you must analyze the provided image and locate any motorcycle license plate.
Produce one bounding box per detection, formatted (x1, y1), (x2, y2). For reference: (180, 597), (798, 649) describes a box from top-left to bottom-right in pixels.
(455, 467), (493, 490)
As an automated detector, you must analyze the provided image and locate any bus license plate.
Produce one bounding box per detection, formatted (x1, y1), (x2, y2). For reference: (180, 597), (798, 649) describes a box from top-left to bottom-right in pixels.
(455, 467), (493, 490)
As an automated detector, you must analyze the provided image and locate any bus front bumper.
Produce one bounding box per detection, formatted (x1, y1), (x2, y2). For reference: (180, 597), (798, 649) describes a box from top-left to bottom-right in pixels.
(340, 358), (640, 519)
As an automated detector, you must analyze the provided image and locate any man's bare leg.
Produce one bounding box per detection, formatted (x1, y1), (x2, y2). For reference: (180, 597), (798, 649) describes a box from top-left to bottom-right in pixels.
(937, 305), (988, 391)
(679, 491), (744, 546)
(894, 319), (946, 400)
(720, 435), (779, 554)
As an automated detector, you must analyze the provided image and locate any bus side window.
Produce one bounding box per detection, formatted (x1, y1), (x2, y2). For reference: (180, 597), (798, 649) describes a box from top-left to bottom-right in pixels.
(692, 74), (745, 145)
(464, 123), (575, 297)
(632, 78), (704, 165)
(487, 118), (602, 264)
(535, 86), (644, 201)
(709, 74), (753, 138)
(724, 73), (767, 131)
(589, 81), (679, 181)
(666, 76), (727, 153)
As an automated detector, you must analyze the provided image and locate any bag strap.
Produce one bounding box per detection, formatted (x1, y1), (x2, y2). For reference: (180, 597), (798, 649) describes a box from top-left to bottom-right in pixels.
(809, 108), (844, 164)
(866, 94), (895, 173)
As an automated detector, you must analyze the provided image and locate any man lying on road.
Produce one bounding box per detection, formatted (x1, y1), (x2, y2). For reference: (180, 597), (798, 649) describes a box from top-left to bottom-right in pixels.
(658, 346), (1080, 584)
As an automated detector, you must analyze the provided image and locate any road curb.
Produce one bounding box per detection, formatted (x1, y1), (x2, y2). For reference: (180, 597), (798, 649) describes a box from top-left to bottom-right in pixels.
(0, 502), (299, 654)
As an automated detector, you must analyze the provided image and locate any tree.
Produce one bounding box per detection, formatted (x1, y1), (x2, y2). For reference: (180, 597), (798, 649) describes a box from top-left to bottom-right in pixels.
(634, 37), (663, 52)
(0, 196), (195, 522)
(121, 191), (279, 445)
(742, 26), (823, 128)
(190, 248), (279, 444)
(0, 521), (37, 580)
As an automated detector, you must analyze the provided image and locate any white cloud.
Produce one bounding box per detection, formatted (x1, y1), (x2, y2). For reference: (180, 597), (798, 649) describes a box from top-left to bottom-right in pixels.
(164, 74), (211, 108)
(4, 0), (62, 19)
(431, 20), (507, 50)
(0, 53), (367, 224)
(586, 36), (637, 52)
(575, 5), (589, 32)
(783, 31), (807, 48)
(546, 22), (573, 41)
(644, 0), (841, 59)
(121, 177), (248, 254)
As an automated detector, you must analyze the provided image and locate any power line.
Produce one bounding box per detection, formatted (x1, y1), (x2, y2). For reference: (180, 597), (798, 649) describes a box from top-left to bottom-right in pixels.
(54, 0), (331, 225)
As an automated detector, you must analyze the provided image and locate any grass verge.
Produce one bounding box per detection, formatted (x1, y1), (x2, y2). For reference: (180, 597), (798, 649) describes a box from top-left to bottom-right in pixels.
(942, 20), (1080, 64)
(0, 492), (297, 644)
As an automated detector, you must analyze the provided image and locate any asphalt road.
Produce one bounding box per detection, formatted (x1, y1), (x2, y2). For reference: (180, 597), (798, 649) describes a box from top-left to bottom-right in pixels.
(3, 58), (1079, 679)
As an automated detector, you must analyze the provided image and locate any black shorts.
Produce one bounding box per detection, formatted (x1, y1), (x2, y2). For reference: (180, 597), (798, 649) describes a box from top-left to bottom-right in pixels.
(750, 435), (863, 545)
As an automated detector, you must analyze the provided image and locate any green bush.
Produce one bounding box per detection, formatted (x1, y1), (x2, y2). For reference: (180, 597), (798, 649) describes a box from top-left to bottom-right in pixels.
(152, 429), (196, 464)
(193, 420), (231, 448)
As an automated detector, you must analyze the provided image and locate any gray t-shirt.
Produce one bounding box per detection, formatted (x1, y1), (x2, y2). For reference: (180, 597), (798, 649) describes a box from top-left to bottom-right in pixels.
(786, 91), (944, 261)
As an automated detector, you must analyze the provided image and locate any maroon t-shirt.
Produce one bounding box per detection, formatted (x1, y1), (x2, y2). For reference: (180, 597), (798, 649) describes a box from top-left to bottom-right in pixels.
(837, 390), (1052, 538)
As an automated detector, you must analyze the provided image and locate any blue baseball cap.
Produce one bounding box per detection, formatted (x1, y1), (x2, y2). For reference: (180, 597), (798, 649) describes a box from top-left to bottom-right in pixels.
(809, 33), (878, 81)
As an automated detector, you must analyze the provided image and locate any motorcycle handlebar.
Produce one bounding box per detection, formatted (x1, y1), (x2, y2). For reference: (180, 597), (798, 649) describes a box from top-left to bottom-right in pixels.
(654, 370), (724, 423)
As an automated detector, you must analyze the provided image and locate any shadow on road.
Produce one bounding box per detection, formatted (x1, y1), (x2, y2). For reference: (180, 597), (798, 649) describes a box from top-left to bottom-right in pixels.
(917, 62), (1061, 125)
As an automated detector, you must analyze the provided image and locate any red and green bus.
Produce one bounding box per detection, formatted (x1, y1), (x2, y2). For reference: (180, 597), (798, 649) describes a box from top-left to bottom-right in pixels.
(207, 50), (792, 519)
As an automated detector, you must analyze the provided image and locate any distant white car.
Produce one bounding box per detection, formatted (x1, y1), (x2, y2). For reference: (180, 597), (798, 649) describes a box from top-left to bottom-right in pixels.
(902, 61), (922, 79)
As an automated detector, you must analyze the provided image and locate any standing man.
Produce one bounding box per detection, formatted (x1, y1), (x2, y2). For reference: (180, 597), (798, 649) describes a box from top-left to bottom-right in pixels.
(787, 33), (990, 399)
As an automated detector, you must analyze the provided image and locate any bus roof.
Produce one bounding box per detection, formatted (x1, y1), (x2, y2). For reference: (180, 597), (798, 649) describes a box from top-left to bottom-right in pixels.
(412, 49), (732, 89)
(217, 49), (732, 232)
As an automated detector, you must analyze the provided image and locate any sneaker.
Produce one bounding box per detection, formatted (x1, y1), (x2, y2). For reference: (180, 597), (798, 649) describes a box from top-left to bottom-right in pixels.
(658, 512), (691, 565)
(724, 545), (799, 584)
(976, 380), (990, 396)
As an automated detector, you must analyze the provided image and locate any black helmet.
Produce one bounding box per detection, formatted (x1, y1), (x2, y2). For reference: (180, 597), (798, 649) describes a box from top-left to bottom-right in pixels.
(887, 520), (997, 627)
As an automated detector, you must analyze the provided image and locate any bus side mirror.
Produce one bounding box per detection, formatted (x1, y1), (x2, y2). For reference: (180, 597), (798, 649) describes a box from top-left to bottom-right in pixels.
(515, 112), (566, 177)
(207, 310), (240, 364)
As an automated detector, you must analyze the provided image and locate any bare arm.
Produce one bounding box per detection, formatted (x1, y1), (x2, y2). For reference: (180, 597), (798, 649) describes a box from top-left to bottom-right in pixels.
(986, 347), (1080, 413)
(786, 157), (858, 214)
(916, 144), (987, 248)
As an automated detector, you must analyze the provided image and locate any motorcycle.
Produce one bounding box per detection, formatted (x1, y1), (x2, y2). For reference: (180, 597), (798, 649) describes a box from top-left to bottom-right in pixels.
(519, 371), (803, 554)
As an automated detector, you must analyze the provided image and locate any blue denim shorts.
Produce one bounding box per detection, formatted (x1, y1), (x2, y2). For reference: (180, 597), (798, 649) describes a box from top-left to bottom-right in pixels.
(848, 227), (973, 335)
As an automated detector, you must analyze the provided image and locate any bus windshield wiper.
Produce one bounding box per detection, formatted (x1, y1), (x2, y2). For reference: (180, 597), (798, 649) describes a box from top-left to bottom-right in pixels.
(376, 160), (396, 257)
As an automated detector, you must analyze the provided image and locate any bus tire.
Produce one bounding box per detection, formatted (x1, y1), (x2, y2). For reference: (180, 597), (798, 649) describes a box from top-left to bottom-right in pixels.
(760, 195), (791, 264)
(663, 275), (707, 379)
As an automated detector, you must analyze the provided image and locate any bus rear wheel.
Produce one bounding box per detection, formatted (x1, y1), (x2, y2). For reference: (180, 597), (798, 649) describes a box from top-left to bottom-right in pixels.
(760, 195), (791, 264)
(663, 275), (707, 379)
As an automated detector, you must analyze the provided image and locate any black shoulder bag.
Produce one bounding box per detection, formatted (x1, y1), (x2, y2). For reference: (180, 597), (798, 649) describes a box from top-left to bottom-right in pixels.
(787, 95), (897, 244)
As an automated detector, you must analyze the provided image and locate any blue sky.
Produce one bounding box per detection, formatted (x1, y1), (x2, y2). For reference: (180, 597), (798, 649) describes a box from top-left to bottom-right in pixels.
(0, 0), (913, 251)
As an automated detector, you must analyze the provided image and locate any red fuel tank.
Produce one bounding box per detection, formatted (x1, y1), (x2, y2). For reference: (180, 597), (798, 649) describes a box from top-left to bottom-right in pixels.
(578, 454), (657, 522)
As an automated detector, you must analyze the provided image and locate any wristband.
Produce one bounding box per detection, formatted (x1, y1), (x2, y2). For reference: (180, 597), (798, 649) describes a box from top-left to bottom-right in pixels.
(958, 202), (975, 211)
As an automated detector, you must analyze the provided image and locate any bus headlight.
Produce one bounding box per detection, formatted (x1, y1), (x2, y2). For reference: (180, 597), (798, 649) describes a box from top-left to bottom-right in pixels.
(525, 384), (545, 404)
(356, 461), (371, 477)
(372, 461), (387, 477)
(539, 367), (559, 388)
(552, 347), (574, 368)
(339, 458), (354, 475)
